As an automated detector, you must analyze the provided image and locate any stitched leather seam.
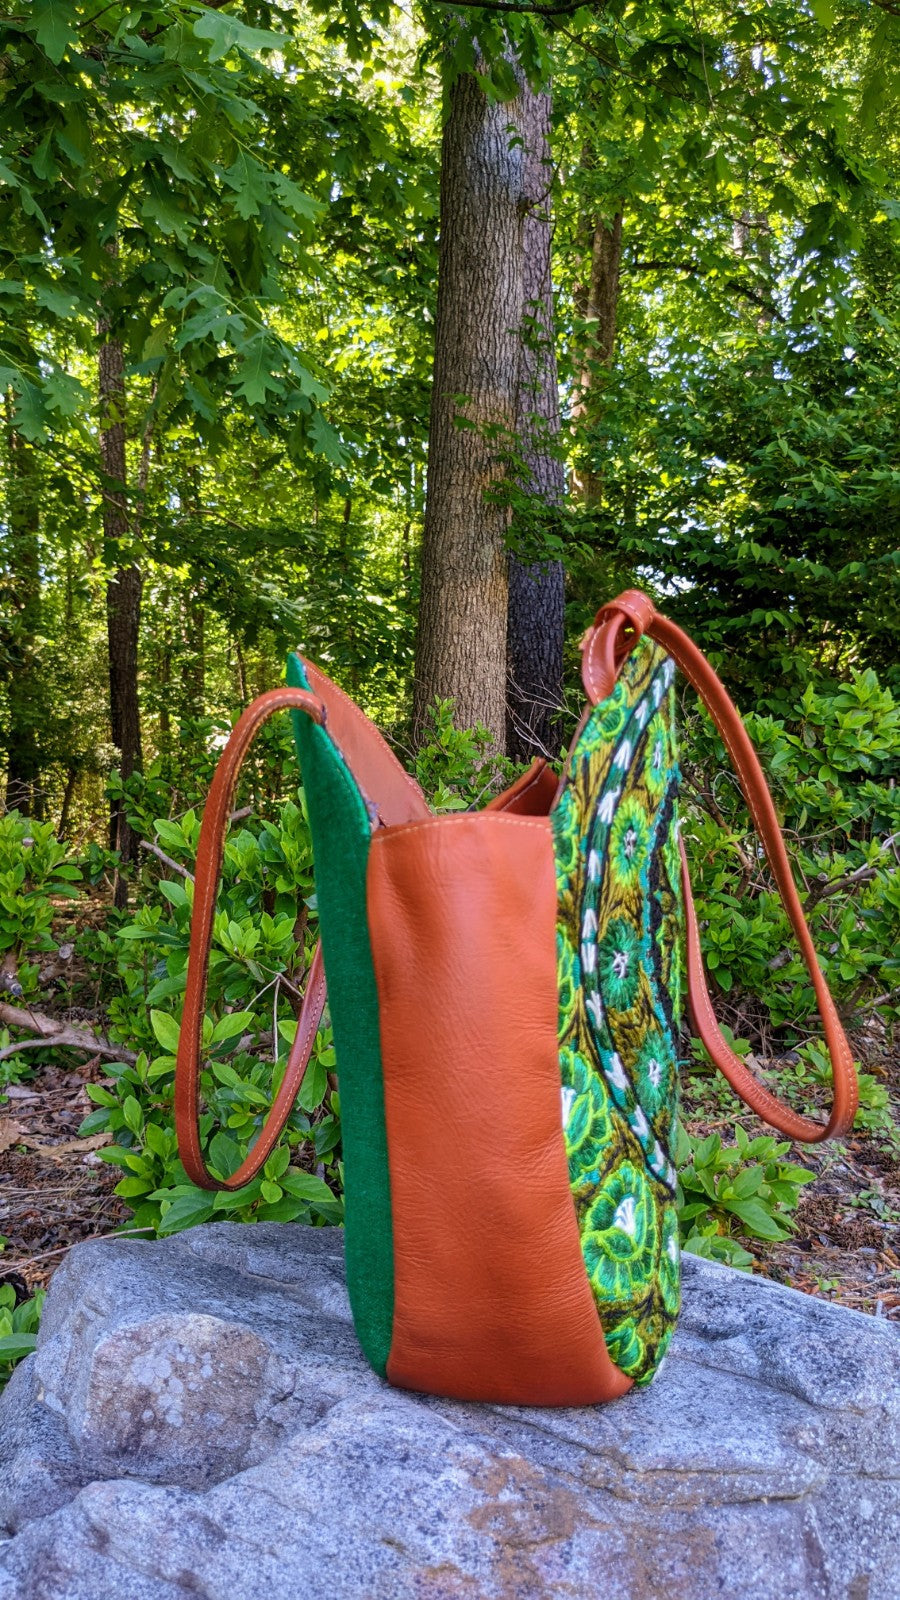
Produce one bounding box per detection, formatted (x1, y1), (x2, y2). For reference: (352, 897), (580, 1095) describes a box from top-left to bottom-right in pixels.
(370, 814), (552, 846)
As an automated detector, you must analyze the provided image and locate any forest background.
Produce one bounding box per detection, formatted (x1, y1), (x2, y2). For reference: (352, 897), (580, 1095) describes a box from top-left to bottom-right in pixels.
(1, 0), (900, 1370)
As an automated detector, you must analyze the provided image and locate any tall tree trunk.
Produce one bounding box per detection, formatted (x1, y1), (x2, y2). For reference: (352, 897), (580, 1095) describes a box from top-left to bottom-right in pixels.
(3, 423), (43, 815)
(506, 83), (566, 760)
(572, 209), (623, 504)
(181, 591), (205, 717)
(100, 333), (143, 905)
(413, 67), (526, 747)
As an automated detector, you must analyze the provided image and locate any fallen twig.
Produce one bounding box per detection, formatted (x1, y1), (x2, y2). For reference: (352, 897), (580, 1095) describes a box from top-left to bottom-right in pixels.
(5, 1227), (156, 1274)
(0, 1003), (136, 1065)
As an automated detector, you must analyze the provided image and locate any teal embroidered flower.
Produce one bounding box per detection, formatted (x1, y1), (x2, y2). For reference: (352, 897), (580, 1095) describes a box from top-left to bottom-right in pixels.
(634, 1027), (675, 1117)
(581, 1160), (658, 1303)
(580, 681), (629, 753)
(604, 1315), (646, 1377)
(596, 918), (641, 1012)
(644, 713), (670, 799)
(609, 795), (649, 889)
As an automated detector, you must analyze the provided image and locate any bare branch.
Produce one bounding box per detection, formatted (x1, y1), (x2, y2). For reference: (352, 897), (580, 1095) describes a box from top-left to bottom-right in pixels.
(0, 1004), (136, 1064)
(139, 839), (193, 881)
(432, 0), (594, 14)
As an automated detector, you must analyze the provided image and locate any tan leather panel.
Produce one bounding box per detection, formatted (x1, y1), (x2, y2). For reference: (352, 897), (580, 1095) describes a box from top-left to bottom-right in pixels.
(299, 656), (429, 827)
(486, 757), (559, 816)
(367, 812), (632, 1406)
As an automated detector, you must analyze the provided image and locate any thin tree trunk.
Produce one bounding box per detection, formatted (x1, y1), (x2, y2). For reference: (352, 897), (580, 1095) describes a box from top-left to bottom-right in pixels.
(506, 82), (565, 760)
(572, 209), (623, 504)
(100, 333), (143, 904)
(4, 422), (43, 815)
(57, 766), (79, 841)
(235, 638), (249, 706)
(413, 67), (526, 747)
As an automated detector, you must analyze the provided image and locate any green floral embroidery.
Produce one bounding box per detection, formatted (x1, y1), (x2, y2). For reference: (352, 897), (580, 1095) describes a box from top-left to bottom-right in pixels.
(553, 786), (579, 890)
(596, 918), (641, 1011)
(552, 637), (684, 1386)
(609, 794), (649, 888)
(644, 712), (670, 799)
(634, 1027), (676, 1118)
(561, 1047), (614, 1187)
(582, 1160), (657, 1302)
(557, 930), (579, 1035)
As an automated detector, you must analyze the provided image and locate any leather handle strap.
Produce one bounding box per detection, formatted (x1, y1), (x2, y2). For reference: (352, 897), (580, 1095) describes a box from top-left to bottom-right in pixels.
(175, 688), (329, 1191)
(582, 591), (859, 1143)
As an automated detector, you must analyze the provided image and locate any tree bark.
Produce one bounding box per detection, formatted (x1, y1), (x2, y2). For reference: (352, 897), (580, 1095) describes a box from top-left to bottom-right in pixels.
(3, 424), (43, 815)
(506, 82), (566, 760)
(572, 209), (623, 504)
(413, 68), (526, 747)
(100, 333), (143, 904)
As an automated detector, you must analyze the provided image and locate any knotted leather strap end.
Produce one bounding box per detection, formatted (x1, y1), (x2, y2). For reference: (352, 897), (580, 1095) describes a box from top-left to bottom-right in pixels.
(175, 689), (329, 1191)
(581, 590), (657, 704)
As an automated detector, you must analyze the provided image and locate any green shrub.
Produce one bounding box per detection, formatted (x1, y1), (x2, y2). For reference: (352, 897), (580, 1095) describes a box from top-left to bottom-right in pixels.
(682, 664), (900, 1036)
(676, 1124), (816, 1270)
(79, 799), (340, 1234)
(0, 813), (81, 999)
(0, 1280), (43, 1393)
(413, 698), (516, 811)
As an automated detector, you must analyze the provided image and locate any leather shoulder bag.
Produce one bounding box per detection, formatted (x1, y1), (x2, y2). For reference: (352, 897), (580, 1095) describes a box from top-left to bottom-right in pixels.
(175, 589), (859, 1406)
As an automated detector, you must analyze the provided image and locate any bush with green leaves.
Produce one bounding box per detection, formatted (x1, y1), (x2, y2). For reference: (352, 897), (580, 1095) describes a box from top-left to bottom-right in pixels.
(682, 664), (900, 1040)
(413, 698), (517, 811)
(676, 1124), (817, 1271)
(0, 812), (81, 998)
(0, 1279), (43, 1394)
(79, 798), (340, 1235)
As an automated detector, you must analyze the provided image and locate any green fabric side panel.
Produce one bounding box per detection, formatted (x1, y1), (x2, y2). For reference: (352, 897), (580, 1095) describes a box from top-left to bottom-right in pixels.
(285, 653), (394, 1376)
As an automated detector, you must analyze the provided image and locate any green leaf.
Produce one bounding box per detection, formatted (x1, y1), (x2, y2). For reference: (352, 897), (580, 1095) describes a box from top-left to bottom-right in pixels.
(223, 152), (270, 219)
(211, 1011), (253, 1045)
(260, 1179), (282, 1203)
(724, 1199), (790, 1241)
(122, 1096), (143, 1135)
(0, 1334), (38, 1361)
(32, 0), (78, 63)
(309, 410), (346, 465)
(150, 1010), (181, 1054)
(280, 1168), (333, 1204)
(297, 1055), (326, 1113)
(193, 9), (287, 63)
(264, 1144), (290, 1180)
(270, 172), (321, 223)
(234, 338), (285, 408)
(158, 1191), (215, 1235)
(115, 1176), (152, 1199)
(208, 1130), (241, 1178)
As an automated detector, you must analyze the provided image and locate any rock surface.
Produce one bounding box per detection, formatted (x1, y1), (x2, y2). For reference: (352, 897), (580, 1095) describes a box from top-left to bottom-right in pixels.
(0, 1223), (897, 1599)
